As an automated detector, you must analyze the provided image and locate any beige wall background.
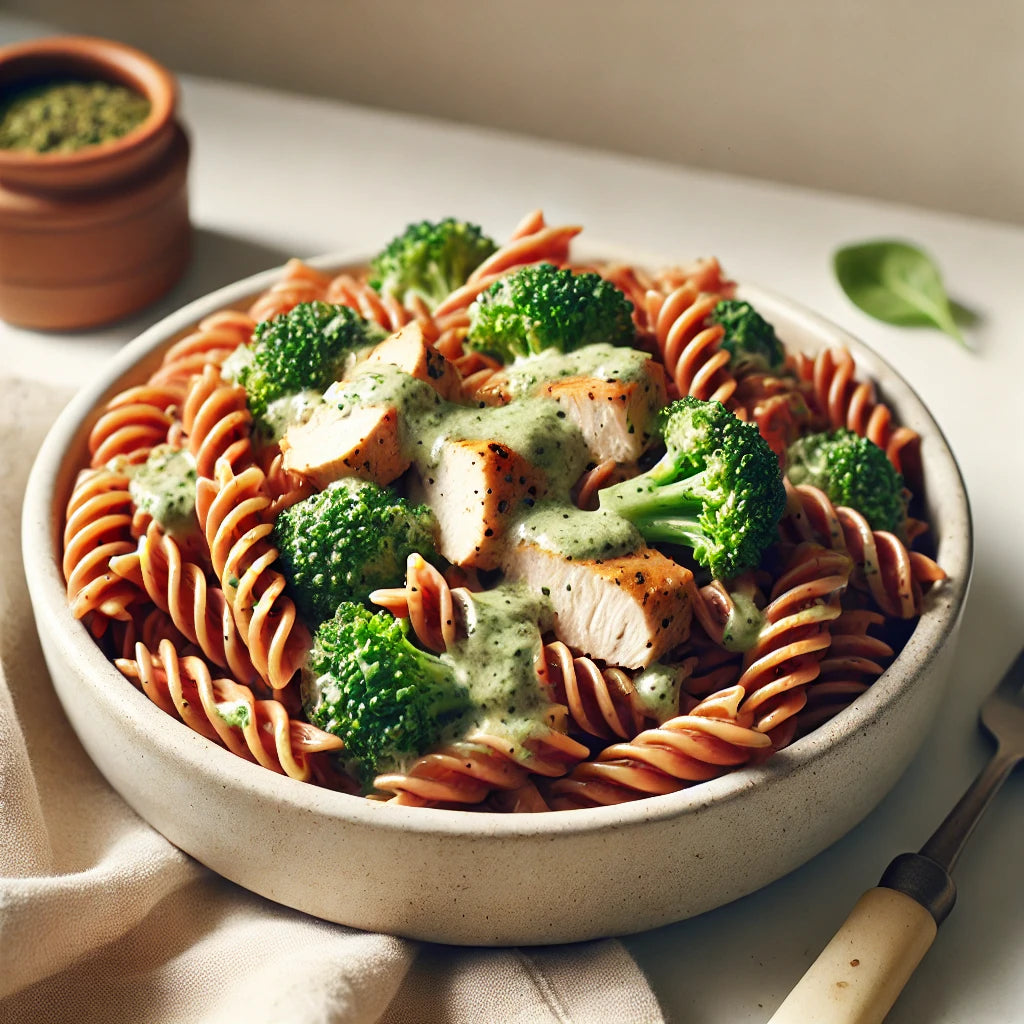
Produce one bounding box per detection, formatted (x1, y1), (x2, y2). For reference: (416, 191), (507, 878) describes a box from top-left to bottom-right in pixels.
(4, 0), (1021, 225)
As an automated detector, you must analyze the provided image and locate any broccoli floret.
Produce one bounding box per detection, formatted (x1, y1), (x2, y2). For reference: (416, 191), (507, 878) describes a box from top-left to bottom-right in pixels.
(302, 602), (473, 781)
(785, 429), (906, 533)
(238, 302), (384, 421)
(598, 396), (785, 579)
(272, 477), (436, 627)
(369, 217), (497, 308)
(466, 263), (635, 361)
(711, 299), (785, 375)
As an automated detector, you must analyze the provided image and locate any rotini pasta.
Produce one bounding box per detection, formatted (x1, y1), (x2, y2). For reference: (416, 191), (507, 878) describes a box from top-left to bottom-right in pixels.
(116, 639), (343, 782)
(645, 282), (737, 404)
(63, 465), (143, 633)
(87, 382), (185, 468)
(734, 544), (853, 737)
(108, 519), (259, 685)
(780, 481), (944, 618)
(246, 259), (330, 324)
(150, 310), (256, 386)
(547, 685), (772, 809)
(372, 725), (589, 807)
(182, 363), (255, 479)
(793, 344), (921, 482)
(794, 609), (894, 736)
(59, 210), (947, 811)
(196, 459), (310, 691)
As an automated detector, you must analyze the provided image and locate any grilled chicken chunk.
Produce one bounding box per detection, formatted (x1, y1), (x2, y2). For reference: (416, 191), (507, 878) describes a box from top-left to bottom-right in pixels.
(476, 354), (667, 463)
(281, 402), (406, 488)
(541, 367), (666, 462)
(366, 322), (462, 401)
(411, 439), (548, 570)
(503, 542), (693, 668)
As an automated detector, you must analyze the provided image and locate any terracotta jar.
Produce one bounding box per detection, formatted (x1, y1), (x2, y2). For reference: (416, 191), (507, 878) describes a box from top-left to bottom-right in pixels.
(0, 35), (191, 330)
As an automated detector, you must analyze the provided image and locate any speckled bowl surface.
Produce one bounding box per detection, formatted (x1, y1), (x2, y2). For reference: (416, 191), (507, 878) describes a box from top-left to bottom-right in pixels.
(22, 251), (972, 946)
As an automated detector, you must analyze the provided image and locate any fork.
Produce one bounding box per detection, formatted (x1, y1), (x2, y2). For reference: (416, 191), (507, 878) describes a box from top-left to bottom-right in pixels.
(768, 648), (1024, 1024)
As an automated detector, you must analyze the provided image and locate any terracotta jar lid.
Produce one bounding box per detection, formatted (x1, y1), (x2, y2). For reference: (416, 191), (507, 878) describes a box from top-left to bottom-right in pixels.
(0, 35), (191, 330)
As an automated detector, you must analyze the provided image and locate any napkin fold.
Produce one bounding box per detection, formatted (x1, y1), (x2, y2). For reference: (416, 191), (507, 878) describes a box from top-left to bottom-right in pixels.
(0, 378), (665, 1024)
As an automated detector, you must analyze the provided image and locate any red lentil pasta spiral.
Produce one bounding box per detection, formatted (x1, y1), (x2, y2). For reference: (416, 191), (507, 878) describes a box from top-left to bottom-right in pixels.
(63, 465), (142, 634)
(794, 609), (894, 737)
(195, 459), (310, 691)
(542, 641), (650, 741)
(735, 544), (853, 738)
(779, 481), (945, 619)
(324, 271), (414, 332)
(793, 345), (921, 482)
(58, 209), (947, 811)
(547, 685), (772, 809)
(247, 258), (330, 324)
(87, 383), (186, 468)
(116, 639), (343, 782)
(108, 519), (259, 685)
(645, 282), (737, 404)
(105, 605), (188, 662)
(149, 310), (256, 387)
(371, 723), (589, 807)
(652, 256), (736, 301)
(182, 364), (255, 479)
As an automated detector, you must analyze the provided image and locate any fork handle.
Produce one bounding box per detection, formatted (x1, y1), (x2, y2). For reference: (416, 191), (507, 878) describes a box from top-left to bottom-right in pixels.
(767, 885), (937, 1024)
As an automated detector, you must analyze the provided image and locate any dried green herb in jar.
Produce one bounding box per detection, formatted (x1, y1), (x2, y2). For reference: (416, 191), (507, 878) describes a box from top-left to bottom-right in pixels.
(0, 79), (151, 153)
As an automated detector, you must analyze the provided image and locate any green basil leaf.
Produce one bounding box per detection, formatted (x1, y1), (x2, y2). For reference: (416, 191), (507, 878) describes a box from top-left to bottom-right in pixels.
(833, 240), (966, 347)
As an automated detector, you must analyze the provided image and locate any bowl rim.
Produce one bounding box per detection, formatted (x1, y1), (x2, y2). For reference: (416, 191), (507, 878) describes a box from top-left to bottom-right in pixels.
(22, 243), (974, 842)
(0, 34), (176, 176)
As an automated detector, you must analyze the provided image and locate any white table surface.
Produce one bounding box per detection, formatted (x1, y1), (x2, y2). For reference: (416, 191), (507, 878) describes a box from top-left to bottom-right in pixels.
(4, 18), (1023, 1023)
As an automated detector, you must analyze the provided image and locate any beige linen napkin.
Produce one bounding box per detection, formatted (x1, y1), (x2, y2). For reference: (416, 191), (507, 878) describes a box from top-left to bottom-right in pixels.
(0, 379), (665, 1024)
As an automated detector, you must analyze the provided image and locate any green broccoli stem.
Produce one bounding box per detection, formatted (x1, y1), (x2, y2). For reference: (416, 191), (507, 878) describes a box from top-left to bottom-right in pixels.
(598, 454), (705, 516)
(616, 510), (708, 549)
(599, 458), (724, 547)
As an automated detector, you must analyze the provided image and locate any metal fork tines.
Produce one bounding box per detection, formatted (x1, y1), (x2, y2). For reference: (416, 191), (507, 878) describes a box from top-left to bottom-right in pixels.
(918, 649), (1024, 876)
(880, 648), (1024, 923)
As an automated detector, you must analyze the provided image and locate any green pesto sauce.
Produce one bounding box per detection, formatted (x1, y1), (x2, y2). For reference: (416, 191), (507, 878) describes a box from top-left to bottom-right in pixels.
(215, 699), (252, 729)
(631, 662), (687, 722)
(219, 342), (253, 382)
(330, 362), (592, 482)
(510, 500), (643, 561)
(439, 582), (556, 754)
(127, 446), (197, 538)
(721, 590), (765, 652)
(261, 389), (325, 443)
(498, 343), (654, 398)
(0, 79), (150, 153)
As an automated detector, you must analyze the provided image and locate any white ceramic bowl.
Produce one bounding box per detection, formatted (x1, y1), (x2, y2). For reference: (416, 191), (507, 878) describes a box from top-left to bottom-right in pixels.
(22, 255), (972, 946)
